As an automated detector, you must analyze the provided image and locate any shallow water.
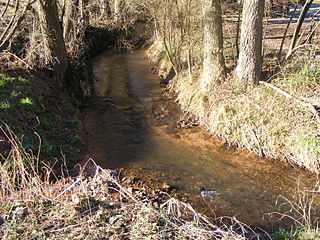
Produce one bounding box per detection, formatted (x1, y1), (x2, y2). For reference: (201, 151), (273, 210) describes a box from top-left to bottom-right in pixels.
(82, 50), (316, 229)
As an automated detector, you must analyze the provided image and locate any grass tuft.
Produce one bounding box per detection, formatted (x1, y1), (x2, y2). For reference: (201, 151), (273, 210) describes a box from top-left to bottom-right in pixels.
(168, 56), (320, 172)
(0, 128), (254, 239)
(0, 100), (11, 110)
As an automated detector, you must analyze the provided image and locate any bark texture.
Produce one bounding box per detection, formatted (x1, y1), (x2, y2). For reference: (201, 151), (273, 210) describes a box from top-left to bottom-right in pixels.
(39, 0), (68, 83)
(236, 0), (265, 84)
(201, 0), (225, 92)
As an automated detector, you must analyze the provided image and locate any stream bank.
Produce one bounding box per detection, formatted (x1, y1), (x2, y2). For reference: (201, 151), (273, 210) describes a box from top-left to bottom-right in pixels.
(146, 3), (320, 173)
(82, 50), (318, 230)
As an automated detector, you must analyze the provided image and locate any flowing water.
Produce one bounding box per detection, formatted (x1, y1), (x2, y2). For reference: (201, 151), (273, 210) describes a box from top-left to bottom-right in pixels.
(82, 50), (316, 229)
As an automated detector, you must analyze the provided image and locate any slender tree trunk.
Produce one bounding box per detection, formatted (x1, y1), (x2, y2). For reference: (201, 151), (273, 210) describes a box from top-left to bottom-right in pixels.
(236, 0), (265, 84)
(63, 0), (75, 41)
(79, 0), (89, 25)
(201, 0), (225, 92)
(113, 0), (121, 21)
(286, 0), (313, 59)
(39, 0), (67, 83)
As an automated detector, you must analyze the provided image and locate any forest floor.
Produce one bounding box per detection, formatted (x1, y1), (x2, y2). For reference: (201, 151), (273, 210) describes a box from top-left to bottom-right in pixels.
(0, 54), (83, 172)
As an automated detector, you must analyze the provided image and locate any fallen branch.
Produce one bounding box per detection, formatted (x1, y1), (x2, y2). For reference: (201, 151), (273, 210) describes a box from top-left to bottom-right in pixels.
(259, 81), (320, 123)
(54, 178), (81, 200)
(3, 50), (33, 70)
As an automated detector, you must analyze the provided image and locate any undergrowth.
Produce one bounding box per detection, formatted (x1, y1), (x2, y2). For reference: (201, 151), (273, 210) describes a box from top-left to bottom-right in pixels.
(1, 127), (319, 239)
(0, 70), (82, 168)
(168, 55), (320, 172)
(270, 181), (320, 240)
(0, 127), (254, 240)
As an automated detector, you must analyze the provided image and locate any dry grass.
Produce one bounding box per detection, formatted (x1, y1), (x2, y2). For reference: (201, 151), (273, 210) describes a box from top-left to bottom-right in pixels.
(0, 126), (256, 239)
(267, 180), (320, 239)
(0, 124), (54, 202)
(165, 54), (320, 172)
(144, 0), (320, 173)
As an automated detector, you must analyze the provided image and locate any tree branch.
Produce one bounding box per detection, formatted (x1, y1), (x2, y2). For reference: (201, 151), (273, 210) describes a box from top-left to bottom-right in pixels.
(286, 0), (314, 60)
(0, 0), (31, 51)
(259, 81), (320, 123)
(1, 0), (12, 17)
(0, 0), (19, 43)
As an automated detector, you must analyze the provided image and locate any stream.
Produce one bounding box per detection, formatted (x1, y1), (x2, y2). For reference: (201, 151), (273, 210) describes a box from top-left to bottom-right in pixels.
(82, 50), (316, 230)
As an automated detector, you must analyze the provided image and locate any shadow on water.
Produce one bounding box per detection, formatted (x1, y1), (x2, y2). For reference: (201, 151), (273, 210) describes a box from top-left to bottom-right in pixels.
(82, 50), (317, 230)
(82, 53), (153, 168)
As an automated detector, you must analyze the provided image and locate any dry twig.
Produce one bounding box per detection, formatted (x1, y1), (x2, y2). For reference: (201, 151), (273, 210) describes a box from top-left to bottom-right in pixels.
(259, 81), (320, 123)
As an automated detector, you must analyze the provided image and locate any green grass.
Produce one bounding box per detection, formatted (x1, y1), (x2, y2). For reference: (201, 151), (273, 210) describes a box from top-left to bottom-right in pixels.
(63, 102), (77, 115)
(19, 97), (33, 105)
(0, 72), (82, 168)
(0, 74), (15, 88)
(19, 97), (34, 111)
(272, 228), (295, 240)
(0, 100), (11, 110)
(70, 119), (81, 129)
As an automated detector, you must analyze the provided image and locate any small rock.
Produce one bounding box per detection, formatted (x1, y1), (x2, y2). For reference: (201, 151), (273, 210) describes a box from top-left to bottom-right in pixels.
(10, 205), (28, 222)
(161, 183), (171, 190)
(0, 216), (4, 225)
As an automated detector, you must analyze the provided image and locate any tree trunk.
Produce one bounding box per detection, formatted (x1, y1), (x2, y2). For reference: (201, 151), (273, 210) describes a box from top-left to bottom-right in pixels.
(63, 0), (75, 41)
(39, 0), (67, 84)
(236, 0), (265, 84)
(79, 0), (89, 25)
(113, 0), (121, 21)
(201, 0), (225, 92)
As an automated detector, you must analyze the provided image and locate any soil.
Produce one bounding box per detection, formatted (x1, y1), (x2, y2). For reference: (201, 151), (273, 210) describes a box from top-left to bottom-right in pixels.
(0, 54), (83, 170)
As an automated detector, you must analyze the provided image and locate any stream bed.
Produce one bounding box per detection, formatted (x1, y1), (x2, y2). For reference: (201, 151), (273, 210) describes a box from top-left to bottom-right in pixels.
(82, 50), (316, 230)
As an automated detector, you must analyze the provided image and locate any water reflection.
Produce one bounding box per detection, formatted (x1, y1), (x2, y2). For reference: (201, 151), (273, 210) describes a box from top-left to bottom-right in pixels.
(82, 50), (316, 229)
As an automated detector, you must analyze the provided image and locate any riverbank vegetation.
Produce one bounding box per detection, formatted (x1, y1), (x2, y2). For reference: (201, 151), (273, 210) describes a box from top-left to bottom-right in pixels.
(1, 0), (320, 238)
(1, 127), (319, 239)
(0, 67), (82, 169)
(0, 131), (253, 239)
(146, 0), (320, 172)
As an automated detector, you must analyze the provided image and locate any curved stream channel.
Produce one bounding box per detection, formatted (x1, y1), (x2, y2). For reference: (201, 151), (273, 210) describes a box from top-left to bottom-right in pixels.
(83, 50), (316, 229)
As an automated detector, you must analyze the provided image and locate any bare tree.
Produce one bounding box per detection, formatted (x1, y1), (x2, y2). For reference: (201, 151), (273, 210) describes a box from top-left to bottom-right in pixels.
(201, 0), (225, 92)
(236, 0), (265, 84)
(0, 0), (32, 51)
